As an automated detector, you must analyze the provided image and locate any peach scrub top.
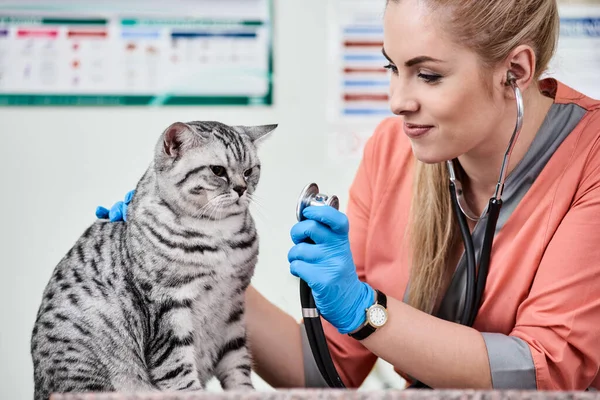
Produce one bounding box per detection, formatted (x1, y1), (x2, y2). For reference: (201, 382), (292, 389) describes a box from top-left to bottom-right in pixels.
(299, 79), (600, 390)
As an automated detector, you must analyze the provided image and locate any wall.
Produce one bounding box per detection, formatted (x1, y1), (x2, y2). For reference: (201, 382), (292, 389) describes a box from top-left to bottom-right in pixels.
(1, 0), (599, 398)
(0, 1), (384, 398)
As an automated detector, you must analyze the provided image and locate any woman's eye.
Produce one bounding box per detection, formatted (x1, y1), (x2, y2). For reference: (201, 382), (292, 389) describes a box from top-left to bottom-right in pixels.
(210, 166), (226, 177)
(244, 168), (252, 177)
(418, 72), (442, 84)
(384, 63), (398, 75)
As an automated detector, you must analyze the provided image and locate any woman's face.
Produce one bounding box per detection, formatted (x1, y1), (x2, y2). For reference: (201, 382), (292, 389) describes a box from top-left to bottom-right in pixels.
(383, 0), (508, 163)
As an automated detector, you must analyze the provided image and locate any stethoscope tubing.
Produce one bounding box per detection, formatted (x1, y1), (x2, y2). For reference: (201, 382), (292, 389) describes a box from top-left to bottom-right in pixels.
(300, 278), (346, 388)
(450, 180), (477, 327)
(468, 198), (502, 327)
(296, 185), (346, 388)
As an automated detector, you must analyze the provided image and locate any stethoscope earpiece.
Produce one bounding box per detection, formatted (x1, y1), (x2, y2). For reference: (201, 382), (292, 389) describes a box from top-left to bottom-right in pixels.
(506, 70), (518, 87)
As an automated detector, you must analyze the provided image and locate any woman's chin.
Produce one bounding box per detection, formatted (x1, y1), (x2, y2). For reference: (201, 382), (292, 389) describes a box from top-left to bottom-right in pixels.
(410, 145), (453, 165)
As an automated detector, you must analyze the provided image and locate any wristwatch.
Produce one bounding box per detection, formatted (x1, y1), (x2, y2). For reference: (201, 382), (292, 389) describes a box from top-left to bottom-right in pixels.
(348, 289), (388, 340)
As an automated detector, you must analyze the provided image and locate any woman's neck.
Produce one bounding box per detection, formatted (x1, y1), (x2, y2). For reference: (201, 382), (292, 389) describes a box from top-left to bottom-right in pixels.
(458, 86), (554, 216)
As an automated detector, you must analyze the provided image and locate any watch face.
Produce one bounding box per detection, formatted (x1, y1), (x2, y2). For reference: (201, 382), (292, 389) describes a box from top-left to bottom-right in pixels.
(367, 304), (388, 328)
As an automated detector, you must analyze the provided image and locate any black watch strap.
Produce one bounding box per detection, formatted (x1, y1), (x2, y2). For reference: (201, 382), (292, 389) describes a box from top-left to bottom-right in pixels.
(348, 289), (387, 340)
(377, 289), (387, 308)
(348, 323), (376, 340)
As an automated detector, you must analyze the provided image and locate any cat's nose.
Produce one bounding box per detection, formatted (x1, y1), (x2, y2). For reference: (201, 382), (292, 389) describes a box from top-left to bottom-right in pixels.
(233, 185), (247, 197)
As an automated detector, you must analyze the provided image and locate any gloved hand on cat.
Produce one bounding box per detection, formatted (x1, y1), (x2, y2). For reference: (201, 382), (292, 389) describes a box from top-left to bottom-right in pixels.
(96, 190), (134, 222)
(288, 205), (375, 334)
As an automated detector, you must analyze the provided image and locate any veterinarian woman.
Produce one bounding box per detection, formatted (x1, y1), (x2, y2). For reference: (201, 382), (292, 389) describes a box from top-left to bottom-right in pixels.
(100, 0), (600, 390)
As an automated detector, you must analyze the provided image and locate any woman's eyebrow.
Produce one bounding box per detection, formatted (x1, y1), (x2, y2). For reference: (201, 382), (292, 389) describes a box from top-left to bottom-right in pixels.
(405, 55), (445, 67)
(381, 47), (393, 63)
(382, 48), (445, 67)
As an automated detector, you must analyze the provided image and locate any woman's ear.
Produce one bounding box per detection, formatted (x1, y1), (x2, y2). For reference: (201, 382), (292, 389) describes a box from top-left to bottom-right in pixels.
(502, 44), (537, 94)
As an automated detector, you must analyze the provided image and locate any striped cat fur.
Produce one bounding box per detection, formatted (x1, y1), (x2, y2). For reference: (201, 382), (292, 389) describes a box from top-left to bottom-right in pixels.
(31, 121), (277, 399)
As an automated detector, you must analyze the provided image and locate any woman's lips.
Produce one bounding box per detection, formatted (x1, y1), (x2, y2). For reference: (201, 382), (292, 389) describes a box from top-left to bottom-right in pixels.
(403, 122), (434, 138)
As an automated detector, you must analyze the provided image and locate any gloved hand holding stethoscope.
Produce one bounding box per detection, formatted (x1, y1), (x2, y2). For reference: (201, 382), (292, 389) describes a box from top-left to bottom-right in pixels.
(288, 205), (376, 335)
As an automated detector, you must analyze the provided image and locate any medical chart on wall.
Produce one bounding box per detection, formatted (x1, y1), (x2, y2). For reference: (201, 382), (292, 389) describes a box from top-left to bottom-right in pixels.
(0, 0), (273, 106)
(326, 0), (389, 161)
(546, 3), (600, 99)
(327, 0), (600, 160)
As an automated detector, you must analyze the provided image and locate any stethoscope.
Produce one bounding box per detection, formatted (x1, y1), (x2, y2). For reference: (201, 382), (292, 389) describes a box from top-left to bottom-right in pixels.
(295, 183), (346, 388)
(295, 71), (524, 389)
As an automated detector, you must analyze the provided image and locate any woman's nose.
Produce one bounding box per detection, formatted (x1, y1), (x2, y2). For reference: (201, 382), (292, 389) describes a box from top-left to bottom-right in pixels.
(389, 84), (419, 115)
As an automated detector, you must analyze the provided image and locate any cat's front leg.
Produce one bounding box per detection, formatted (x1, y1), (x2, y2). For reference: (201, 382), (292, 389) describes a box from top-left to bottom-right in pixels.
(213, 319), (254, 390)
(149, 332), (203, 391)
(148, 306), (203, 391)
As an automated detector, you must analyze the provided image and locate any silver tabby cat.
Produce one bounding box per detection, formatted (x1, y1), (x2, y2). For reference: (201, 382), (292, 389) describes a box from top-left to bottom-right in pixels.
(30, 121), (276, 399)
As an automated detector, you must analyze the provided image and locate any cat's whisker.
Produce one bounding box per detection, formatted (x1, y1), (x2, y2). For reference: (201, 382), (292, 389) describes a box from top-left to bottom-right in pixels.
(247, 196), (269, 216)
(248, 193), (273, 213)
(246, 195), (272, 227)
(210, 194), (228, 225)
(197, 194), (224, 217)
(247, 193), (275, 219)
(207, 198), (222, 224)
(197, 201), (215, 216)
(214, 200), (225, 223)
(203, 194), (225, 221)
(247, 192), (268, 203)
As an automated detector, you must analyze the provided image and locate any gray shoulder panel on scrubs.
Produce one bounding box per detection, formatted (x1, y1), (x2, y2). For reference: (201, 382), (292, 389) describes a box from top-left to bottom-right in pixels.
(300, 323), (330, 388)
(482, 332), (537, 389)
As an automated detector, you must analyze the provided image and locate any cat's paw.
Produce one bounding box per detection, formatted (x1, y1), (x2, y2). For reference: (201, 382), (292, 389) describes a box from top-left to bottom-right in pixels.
(233, 383), (254, 391)
(222, 381), (254, 391)
(180, 380), (203, 391)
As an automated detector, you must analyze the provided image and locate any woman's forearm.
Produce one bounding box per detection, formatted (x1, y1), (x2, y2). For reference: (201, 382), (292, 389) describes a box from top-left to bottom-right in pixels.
(245, 285), (305, 388)
(362, 295), (492, 388)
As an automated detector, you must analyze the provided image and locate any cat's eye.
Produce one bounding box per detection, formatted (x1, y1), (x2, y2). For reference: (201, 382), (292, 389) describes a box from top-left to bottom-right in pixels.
(243, 168), (253, 177)
(210, 166), (227, 177)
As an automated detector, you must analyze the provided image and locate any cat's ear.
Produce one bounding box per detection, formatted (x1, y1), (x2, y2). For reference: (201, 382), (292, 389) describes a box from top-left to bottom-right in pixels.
(163, 122), (190, 157)
(234, 124), (278, 143)
(162, 122), (208, 157)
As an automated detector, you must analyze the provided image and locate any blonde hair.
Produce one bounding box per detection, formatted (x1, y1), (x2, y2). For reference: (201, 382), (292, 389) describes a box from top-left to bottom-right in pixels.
(387, 0), (560, 313)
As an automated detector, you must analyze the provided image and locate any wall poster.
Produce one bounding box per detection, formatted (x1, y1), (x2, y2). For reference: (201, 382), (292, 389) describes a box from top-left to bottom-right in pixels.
(0, 0), (273, 106)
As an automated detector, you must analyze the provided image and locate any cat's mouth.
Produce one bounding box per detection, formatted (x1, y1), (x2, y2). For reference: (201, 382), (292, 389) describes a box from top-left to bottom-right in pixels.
(222, 195), (246, 208)
(234, 197), (250, 208)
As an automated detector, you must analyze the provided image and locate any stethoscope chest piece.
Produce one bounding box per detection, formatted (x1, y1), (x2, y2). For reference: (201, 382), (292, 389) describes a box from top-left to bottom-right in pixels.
(296, 183), (340, 222)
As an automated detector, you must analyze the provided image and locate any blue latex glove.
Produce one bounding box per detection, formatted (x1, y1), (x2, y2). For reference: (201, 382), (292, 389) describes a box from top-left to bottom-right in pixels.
(287, 205), (375, 334)
(95, 190), (135, 222)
